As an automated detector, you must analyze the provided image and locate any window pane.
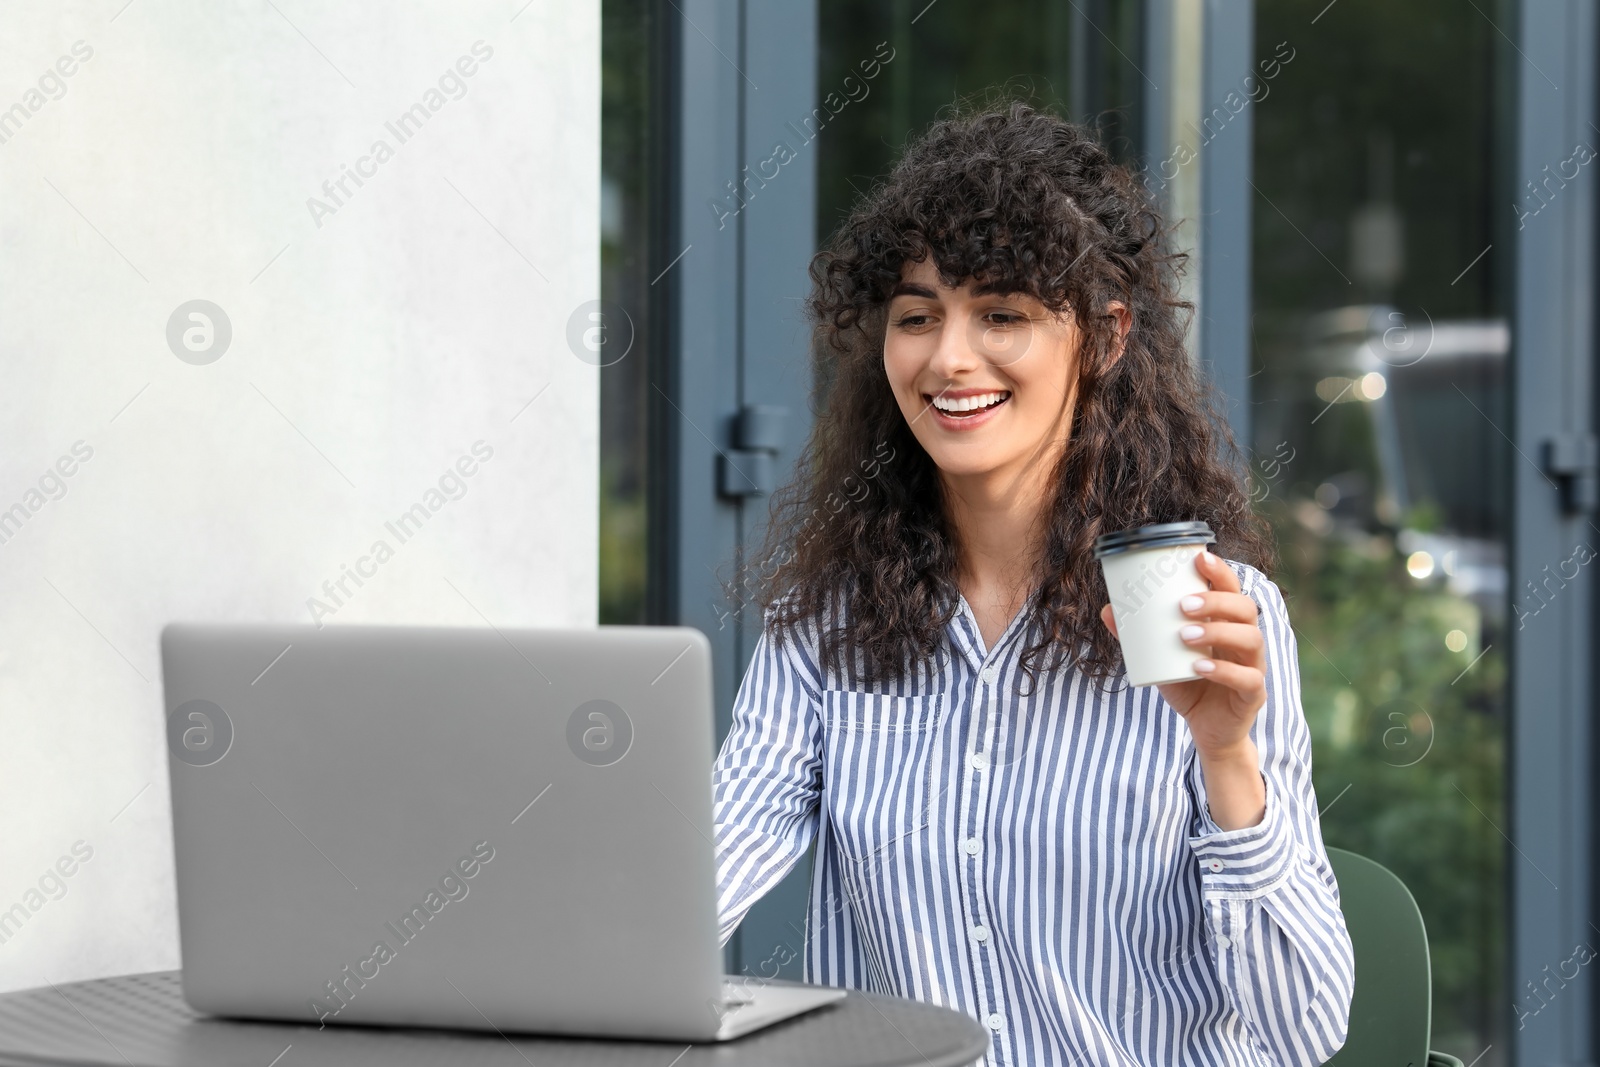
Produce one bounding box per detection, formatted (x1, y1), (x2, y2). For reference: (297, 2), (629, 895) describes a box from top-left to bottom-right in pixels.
(600, 0), (655, 624)
(1251, 2), (1506, 1060)
(818, 0), (1144, 246)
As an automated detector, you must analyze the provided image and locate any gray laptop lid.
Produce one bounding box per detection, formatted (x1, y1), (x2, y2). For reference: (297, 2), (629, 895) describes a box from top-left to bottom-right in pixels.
(161, 622), (726, 1041)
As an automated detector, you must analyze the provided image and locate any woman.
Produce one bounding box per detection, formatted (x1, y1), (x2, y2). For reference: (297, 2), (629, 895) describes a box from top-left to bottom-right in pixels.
(712, 100), (1353, 1066)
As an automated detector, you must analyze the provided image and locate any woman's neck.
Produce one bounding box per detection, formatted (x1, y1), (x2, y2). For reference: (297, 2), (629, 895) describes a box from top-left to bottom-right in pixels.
(942, 464), (1053, 604)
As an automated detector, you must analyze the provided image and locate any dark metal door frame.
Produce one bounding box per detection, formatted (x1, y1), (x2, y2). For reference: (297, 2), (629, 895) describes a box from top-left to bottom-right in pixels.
(1509, 3), (1598, 1061)
(654, 11), (1600, 1042)
(654, 0), (820, 979)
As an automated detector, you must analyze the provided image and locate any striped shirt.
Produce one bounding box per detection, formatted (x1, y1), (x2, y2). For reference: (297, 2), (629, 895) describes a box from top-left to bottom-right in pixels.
(712, 559), (1354, 1066)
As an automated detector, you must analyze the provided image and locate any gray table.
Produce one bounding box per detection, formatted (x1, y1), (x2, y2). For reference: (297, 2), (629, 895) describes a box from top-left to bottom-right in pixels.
(0, 971), (990, 1067)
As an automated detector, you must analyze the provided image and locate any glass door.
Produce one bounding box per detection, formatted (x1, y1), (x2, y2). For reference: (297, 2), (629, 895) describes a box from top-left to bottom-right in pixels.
(1249, 1), (1508, 1059)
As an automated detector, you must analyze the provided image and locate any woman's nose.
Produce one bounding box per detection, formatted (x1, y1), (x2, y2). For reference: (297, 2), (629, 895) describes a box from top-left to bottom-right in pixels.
(927, 313), (984, 378)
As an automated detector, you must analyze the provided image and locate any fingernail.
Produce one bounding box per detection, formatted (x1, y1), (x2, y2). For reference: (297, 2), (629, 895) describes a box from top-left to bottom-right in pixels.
(1193, 658), (1215, 673)
(1180, 595), (1204, 613)
(1180, 624), (1205, 641)
(1200, 550), (1216, 564)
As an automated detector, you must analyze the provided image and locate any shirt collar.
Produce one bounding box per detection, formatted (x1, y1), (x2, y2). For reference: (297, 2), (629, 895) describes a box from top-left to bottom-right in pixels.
(950, 591), (1037, 670)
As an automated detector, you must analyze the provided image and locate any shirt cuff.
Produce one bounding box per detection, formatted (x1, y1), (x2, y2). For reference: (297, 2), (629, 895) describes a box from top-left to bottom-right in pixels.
(1187, 775), (1296, 899)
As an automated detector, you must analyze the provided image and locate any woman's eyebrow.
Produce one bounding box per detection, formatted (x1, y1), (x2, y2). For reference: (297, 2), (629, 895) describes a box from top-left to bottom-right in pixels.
(889, 280), (1020, 298)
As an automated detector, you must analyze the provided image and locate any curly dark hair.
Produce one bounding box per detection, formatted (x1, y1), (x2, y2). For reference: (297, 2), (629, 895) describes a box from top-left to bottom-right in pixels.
(742, 98), (1274, 689)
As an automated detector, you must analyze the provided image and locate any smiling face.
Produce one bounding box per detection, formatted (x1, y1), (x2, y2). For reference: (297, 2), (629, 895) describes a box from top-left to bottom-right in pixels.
(883, 256), (1085, 490)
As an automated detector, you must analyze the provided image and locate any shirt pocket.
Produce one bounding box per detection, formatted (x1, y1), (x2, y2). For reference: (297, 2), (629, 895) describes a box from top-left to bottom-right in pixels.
(819, 690), (949, 867)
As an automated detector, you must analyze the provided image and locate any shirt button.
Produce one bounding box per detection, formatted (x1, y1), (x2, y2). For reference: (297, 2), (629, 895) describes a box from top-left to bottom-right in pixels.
(969, 751), (989, 771)
(964, 837), (981, 856)
(1215, 935), (1232, 950)
(986, 1012), (1004, 1030)
(1205, 858), (1224, 873)
(971, 925), (989, 942)
(981, 667), (997, 684)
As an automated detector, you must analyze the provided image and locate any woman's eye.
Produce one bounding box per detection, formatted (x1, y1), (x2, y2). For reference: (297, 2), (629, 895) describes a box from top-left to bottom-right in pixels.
(986, 310), (1025, 325)
(895, 314), (931, 328)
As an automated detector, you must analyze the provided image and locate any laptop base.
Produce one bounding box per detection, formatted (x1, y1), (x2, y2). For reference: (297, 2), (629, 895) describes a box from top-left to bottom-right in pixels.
(713, 978), (848, 1040)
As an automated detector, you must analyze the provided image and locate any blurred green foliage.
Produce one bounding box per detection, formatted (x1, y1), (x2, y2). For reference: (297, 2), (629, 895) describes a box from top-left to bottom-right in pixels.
(598, 0), (652, 626)
(1269, 499), (1505, 1051)
(599, 456), (646, 625)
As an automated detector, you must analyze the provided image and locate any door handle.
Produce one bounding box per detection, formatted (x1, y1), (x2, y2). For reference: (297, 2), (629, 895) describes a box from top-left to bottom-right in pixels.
(718, 404), (788, 498)
(1543, 432), (1598, 514)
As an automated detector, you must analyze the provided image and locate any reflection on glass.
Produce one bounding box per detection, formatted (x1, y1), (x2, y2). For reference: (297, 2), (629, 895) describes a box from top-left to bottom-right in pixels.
(1252, 1), (1504, 1059)
(818, 0), (1144, 242)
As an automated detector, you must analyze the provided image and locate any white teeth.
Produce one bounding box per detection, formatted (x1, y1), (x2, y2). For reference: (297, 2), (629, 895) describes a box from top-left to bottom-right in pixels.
(931, 391), (1009, 413)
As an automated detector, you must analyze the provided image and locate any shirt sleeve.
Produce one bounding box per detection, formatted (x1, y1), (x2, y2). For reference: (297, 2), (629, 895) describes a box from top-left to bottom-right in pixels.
(712, 617), (825, 948)
(1184, 562), (1356, 1066)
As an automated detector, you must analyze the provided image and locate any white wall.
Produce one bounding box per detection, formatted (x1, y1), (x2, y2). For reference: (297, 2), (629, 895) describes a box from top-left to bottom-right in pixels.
(0, 0), (598, 991)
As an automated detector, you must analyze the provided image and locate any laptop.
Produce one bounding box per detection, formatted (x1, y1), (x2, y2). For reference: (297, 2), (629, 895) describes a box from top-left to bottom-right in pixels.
(159, 622), (845, 1041)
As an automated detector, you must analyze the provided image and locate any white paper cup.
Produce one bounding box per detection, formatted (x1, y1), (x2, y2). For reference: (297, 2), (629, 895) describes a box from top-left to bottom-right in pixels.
(1094, 522), (1216, 687)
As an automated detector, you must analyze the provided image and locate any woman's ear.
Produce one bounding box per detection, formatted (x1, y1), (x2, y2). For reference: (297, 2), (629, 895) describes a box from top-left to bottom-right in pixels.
(1106, 300), (1132, 366)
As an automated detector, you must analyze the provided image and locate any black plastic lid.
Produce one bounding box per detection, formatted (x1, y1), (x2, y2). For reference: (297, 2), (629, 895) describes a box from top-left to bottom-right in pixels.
(1092, 521), (1216, 558)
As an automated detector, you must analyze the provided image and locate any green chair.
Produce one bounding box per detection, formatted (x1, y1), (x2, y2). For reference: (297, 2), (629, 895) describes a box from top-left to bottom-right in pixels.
(1324, 848), (1465, 1067)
